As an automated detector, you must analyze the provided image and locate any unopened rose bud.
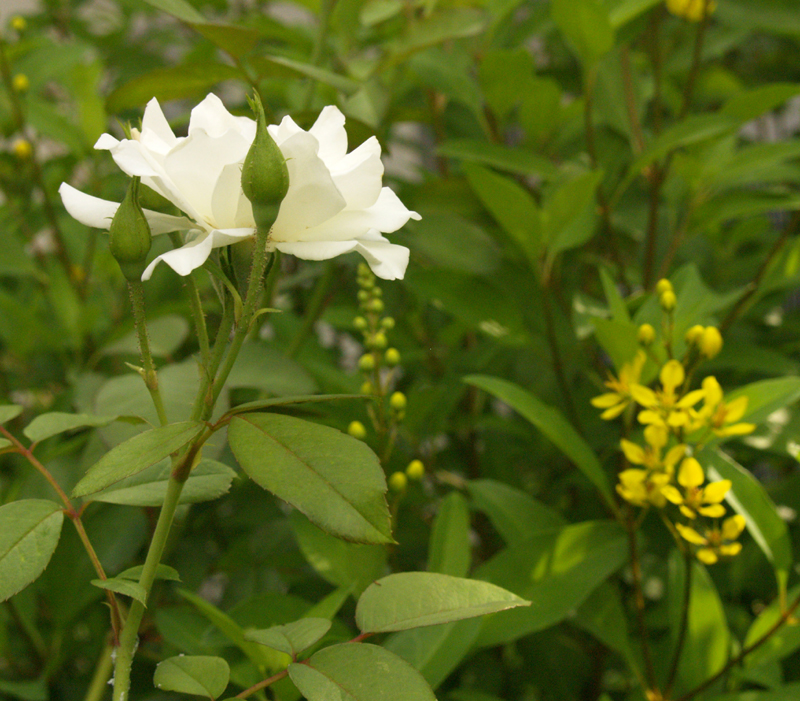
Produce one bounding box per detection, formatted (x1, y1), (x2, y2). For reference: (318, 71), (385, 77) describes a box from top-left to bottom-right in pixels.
(656, 279), (673, 296)
(659, 290), (677, 312)
(637, 324), (656, 346)
(347, 420), (367, 440)
(699, 326), (723, 358)
(241, 92), (289, 230)
(406, 459), (424, 480)
(109, 176), (152, 281)
(389, 471), (407, 492)
(385, 348), (400, 366)
(12, 74), (29, 93)
(390, 391), (407, 411)
(685, 325), (704, 345)
(12, 138), (32, 159)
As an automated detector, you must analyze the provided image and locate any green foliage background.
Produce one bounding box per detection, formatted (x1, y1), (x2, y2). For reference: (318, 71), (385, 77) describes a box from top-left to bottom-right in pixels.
(3, 0), (800, 700)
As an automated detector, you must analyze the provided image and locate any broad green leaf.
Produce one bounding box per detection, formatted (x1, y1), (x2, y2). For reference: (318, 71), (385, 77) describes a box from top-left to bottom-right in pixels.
(464, 376), (616, 511)
(250, 55), (361, 94)
(542, 170), (603, 258)
(246, 618), (332, 656)
(226, 342), (317, 396)
(405, 215), (500, 275)
(727, 377), (800, 427)
(229, 413), (392, 544)
(384, 618), (482, 689)
(0, 405), (23, 424)
(23, 412), (117, 443)
(72, 421), (205, 498)
(360, 0), (403, 25)
(106, 63), (244, 113)
(222, 394), (366, 420)
(701, 447), (792, 593)
(409, 49), (484, 125)
(288, 643), (436, 701)
(605, 0), (662, 28)
(474, 520), (627, 646)
(573, 582), (637, 671)
(102, 315), (190, 358)
(438, 139), (557, 180)
(669, 552), (730, 692)
(592, 317), (640, 375)
(91, 577), (147, 605)
(466, 479), (565, 546)
(178, 590), (287, 672)
(599, 267), (630, 322)
(0, 500), (64, 602)
(743, 585), (800, 669)
(463, 163), (540, 266)
(154, 655), (230, 699)
(355, 572), (529, 633)
(384, 9), (486, 66)
(91, 459), (237, 506)
(706, 683), (800, 701)
(190, 23), (260, 59)
(551, 0), (614, 66)
(290, 512), (386, 596)
(117, 564), (181, 582)
(428, 492), (471, 577)
(0, 679), (48, 701)
(144, 0), (205, 22)
(721, 84), (800, 123)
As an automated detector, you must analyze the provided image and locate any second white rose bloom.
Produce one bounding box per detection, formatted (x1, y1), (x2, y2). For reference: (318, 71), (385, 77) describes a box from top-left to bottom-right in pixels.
(59, 94), (419, 280)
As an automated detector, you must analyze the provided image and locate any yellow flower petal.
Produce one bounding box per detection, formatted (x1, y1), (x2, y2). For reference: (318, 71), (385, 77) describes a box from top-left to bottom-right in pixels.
(667, 411), (690, 427)
(676, 523), (707, 546)
(724, 396), (749, 423)
(716, 422), (756, 437)
(601, 402), (629, 420)
(720, 542), (743, 557)
(722, 514), (746, 540)
(697, 548), (719, 565)
(631, 384), (658, 408)
(637, 410), (664, 425)
(677, 389), (706, 409)
(665, 444), (687, 468)
(701, 376), (723, 407)
(678, 457), (704, 488)
(680, 505), (697, 519)
(661, 485), (684, 505)
(591, 393), (623, 408)
(699, 504), (726, 518)
(644, 424), (668, 449)
(702, 480), (731, 504)
(660, 360), (685, 393)
(621, 439), (646, 465)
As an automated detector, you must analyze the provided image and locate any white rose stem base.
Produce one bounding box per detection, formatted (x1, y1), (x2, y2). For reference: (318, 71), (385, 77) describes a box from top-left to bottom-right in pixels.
(112, 225), (273, 701)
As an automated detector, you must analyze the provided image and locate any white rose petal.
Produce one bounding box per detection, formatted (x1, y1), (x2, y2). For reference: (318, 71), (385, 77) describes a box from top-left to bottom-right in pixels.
(60, 94), (417, 280)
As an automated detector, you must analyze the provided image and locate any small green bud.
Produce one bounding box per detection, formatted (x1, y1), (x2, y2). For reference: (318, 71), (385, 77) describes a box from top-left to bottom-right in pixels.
(358, 353), (376, 372)
(109, 177), (152, 281)
(385, 348), (401, 366)
(353, 316), (368, 331)
(381, 317), (395, 330)
(637, 324), (656, 346)
(241, 92), (289, 230)
(390, 391), (407, 411)
(371, 287), (383, 297)
(347, 420), (367, 440)
(358, 274), (375, 290)
(357, 290), (370, 303)
(357, 262), (371, 277)
(360, 381), (373, 395)
(368, 332), (388, 350)
(367, 298), (384, 313)
(405, 459), (424, 480)
(388, 471), (407, 492)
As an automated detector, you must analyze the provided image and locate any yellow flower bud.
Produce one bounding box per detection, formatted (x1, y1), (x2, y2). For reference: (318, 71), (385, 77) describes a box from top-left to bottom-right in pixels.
(353, 316), (368, 331)
(11, 16), (27, 32)
(367, 332), (388, 350)
(699, 326), (723, 358)
(347, 420), (367, 440)
(12, 74), (29, 93)
(659, 289), (677, 312)
(406, 459), (425, 480)
(666, 0), (717, 22)
(367, 298), (384, 314)
(685, 325), (705, 345)
(389, 471), (407, 492)
(637, 324), (656, 346)
(381, 317), (395, 330)
(12, 138), (32, 159)
(390, 391), (407, 411)
(385, 348), (401, 366)
(358, 353), (375, 372)
(360, 381), (373, 395)
(656, 279), (673, 296)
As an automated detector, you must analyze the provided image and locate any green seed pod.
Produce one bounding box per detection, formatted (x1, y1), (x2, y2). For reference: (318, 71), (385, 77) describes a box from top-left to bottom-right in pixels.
(367, 298), (384, 313)
(353, 316), (368, 331)
(358, 353), (376, 372)
(384, 348), (401, 366)
(347, 420), (367, 440)
(390, 391), (407, 411)
(381, 317), (395, 330)
(405, 459), (424, 480)
(109, 176), (152, 281)
(241, 92), (289, 231)
(368, 332), (388, 350)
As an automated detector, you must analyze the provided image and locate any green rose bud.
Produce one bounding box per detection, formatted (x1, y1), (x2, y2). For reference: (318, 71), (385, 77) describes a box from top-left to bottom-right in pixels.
(109, 176), (152, 281)
(241, 92), (289, 231)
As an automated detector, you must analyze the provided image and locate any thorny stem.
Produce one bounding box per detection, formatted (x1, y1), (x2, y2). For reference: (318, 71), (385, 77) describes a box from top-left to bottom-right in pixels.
(127, 280), (169, 426)
(664, 551), (693, 699)
(625, 511), (659, 696)
(0, 424), (122, 641)
(675, 588), (800, 701)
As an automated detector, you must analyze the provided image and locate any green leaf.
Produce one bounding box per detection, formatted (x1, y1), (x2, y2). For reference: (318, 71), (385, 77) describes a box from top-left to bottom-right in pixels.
(226, 342), (317, 396)
(463, 163), (541, 266)
(542, 170), (603, 255)
(72, 421), (205, 498)
(154, 655), (230, 699)
(743, 584), (800, 669)
(0, 679), (48, 701)
(291, 511), (387, 596)
(288, 643), (436, 701)
(190, 23), (260, 59)
(437, 139), (558, 180)
(599, 267), (630, 322)
(551, 0), (614, 66)
(23, 412), (117, 443)
(91, 577), (147, 605)
(466, 479), (565, 546)
(144, 0), (205, 22)
(573, 582), (637, 670)
(464, 376), (616, 511)
(384, 9), (486, 66)
(90, 459), (237, 507)
(0, 500), (64, 602)
(355, 572), (530, 633)
(405, 215), (500, 275)
(605, 0), (662, 28)
(0, 405), (23, 424)
(116, 563), (181, 582)
(229, 413), (392, 544)
(223, 394), (366, 420)
(428, 492), (471, 577)
(473, 520), (628, 646)
(721, 83), (800, 123)
(250, 55), (361, 94)
(727, 377), (800, 427)
(701, 447), (793, 593)
(102, 315), (190, 358)
(246, 618), (332, 656)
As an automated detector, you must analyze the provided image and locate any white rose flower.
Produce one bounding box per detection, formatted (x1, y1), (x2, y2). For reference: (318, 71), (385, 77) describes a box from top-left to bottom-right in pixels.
(59, 94), (419, 281)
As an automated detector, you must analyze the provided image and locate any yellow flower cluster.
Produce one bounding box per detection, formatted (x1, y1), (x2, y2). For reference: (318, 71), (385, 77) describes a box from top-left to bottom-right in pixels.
(592, 279), (754, 564)
(666, 0), (717, 22)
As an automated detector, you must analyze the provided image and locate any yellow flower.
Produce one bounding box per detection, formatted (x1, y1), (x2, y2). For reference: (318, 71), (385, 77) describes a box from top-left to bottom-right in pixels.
(661, 456), (731, 519)
(666, 0), (717, 22)
(690, 376), (756, 437)
(699, 326), (723, 359)
(676, 515), (745, 565)
(632, 360), (705, 429)
(617, 425), (686, 508)
(591, 351), (647, 420)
